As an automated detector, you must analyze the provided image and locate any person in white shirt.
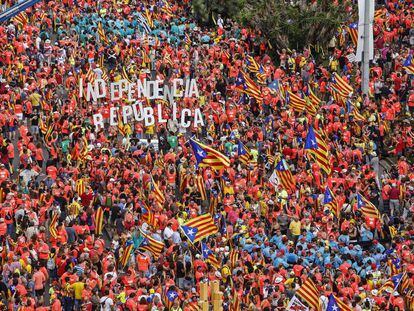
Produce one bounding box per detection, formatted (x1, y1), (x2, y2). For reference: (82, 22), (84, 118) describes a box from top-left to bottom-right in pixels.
(100, 290), (114, 311)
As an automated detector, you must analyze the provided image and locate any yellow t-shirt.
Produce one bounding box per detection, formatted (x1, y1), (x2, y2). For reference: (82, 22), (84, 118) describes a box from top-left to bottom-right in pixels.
(71, 282), (85, 300)
(289, 220), (301, 236)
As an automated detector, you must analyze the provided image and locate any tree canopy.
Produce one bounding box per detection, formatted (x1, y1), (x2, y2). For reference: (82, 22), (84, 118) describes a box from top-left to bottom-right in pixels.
(192, 0), (349, 52)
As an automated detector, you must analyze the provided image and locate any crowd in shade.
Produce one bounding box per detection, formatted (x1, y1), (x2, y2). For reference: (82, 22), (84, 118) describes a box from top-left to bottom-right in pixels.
(0, 0), (413, 310)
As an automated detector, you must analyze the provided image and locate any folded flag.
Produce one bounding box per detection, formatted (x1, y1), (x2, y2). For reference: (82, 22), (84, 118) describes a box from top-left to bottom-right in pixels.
(189, 138), (230, 170)
(181, 214), (218, 243)
(305, 126), (331, 175)
(356, 193), (381, 219)
(201, 243), (220, 269)
(138, 230), (164, 258)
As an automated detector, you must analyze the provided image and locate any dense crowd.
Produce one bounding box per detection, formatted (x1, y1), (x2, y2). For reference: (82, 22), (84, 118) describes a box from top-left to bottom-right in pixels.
(0, 0), (413, 310)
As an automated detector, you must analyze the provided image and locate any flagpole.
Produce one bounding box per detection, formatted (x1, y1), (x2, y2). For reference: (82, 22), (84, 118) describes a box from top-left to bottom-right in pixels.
(361, 0), (373, 95)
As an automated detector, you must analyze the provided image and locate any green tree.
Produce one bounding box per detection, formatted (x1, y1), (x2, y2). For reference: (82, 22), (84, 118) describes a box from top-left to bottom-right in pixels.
(192, 0), (348, 52)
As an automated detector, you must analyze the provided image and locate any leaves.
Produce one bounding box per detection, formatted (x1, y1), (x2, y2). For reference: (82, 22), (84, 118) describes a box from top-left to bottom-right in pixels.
(192, 0), (348, 54)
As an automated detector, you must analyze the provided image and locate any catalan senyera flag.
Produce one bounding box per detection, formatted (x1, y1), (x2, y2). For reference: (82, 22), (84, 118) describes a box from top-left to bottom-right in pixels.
(324, 187), (339, 218)
(229, 249), (239, 268)
(237, 141), (251, 165)
(349, 106), (365, 122)
(201, 243), (220, 270)
(49, 212), (59, 239)
(164, 53), (174, 67)
(195, 174), (207, 201)
(119, 242), (134, 268)
(154, 156), (165, 170)
(295, 278), (320, 311)
(332, 73), (353, 96)
(275, 159), (296, 192)
(85, 67), (96, 84)
(186, 301), (200, 311)
(140, 202), (158, 227)
(232, 291), (241, 311)
(286, 91), (306, 112)
(75, 178), (86, 196)
(306, 86), (321, 116)
(245, 55), (260, 72)
(189, 139), (230, 170)
(12, 12), (28, 27)
(138, 230), (164, 258)
(97, 22), (109, 44)
(327, 294), (352, 311)
(403, 55), (414, 75)
(356, 193), (381, 219)
(347, 23), (358, 46)
(94, 207), (104, 235)
(180, 214), (218, 243)
(235, 71), (263, 101)
(305, 126), (331, 175)
(151, 176), (165, 207)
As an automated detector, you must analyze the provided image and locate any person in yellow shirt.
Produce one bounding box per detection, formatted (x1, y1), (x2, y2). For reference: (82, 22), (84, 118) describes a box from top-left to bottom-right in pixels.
(288, 216), (301, 244)
(71, 276), (85, 310)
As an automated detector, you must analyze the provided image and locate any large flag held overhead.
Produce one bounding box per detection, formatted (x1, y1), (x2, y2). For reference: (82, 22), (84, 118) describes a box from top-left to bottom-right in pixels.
(138, 230), (165, 258)
(327, 294), (352, 311)
(181, 214), (218, 243)
(356, 193), (381, 219)
(295, 278), (320, 311)
(332, 73), (353, 96)
(324, 187), (339, 218)
(189, 139), (230, 170)
(275, 159), (296, 192)
(305, 126), (331, 175)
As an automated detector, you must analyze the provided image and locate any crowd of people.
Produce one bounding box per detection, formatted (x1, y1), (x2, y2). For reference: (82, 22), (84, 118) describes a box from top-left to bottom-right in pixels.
(0, 0), (413, 310)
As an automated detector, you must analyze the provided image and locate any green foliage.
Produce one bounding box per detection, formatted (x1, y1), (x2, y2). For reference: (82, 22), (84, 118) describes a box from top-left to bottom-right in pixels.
(192, 0), (348, 53)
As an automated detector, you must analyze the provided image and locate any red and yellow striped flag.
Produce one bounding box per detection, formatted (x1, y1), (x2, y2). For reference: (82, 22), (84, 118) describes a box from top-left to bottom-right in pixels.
(49, 212), (59, 239)
(195, 174), (207, 201)
(181, 214), (218, 243)
(95, 207), (104, 235)
(296, 278), (320, 310)
(151, 176), (165, 207)
(119, 243), (134, 268)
